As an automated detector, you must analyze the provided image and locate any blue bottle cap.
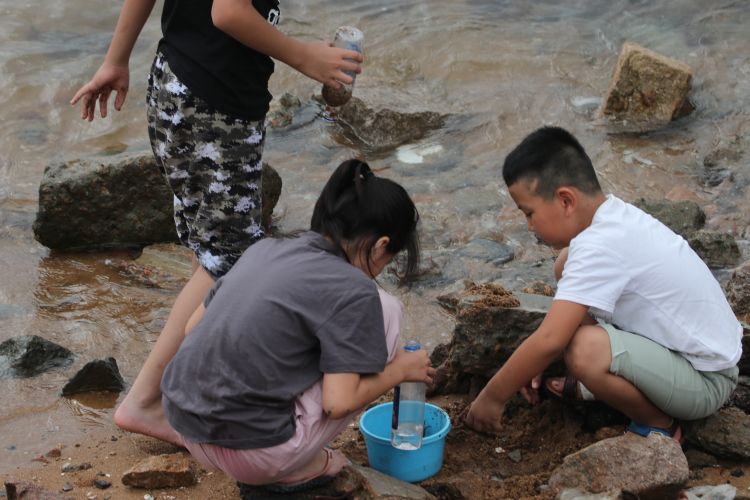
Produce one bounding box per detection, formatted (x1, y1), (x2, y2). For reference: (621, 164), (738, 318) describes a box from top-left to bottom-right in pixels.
(404, 340), (421, 352)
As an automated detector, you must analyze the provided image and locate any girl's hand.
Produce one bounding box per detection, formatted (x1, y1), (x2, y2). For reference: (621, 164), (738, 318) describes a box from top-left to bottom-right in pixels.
(70, 62), (130, 121)
(392, 347), (435, 385)
(296, 41), (363, 88)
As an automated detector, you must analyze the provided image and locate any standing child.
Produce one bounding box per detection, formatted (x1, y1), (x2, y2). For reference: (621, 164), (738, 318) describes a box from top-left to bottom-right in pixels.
(70, 0), (363, 444)
(159, 159), (433, 491)
(465, 126), (741, 439)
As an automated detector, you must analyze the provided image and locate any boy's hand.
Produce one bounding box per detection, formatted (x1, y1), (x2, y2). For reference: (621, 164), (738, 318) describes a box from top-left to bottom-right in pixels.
(465, 392), (504, 434)
(70, 62), (130, 121)
(519, 374), (543, 405)
(296, 41), (363, 88)
(392, 347), (435, 385)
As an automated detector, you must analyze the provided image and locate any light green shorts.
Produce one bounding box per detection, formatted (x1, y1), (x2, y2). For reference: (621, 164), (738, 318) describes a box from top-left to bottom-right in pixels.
(601, 322), (739, 421)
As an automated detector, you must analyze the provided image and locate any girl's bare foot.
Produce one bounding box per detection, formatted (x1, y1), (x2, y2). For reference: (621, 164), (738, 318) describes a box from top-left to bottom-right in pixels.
(114, 394), (183, 446)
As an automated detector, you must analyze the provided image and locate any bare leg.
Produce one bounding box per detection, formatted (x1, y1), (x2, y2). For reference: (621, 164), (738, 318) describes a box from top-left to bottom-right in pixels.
(565, 325), (674, 430)
(114, 256), (215, 444)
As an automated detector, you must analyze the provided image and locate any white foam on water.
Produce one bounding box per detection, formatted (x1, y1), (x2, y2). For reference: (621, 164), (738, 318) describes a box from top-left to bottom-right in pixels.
(397, 144), (444, 164)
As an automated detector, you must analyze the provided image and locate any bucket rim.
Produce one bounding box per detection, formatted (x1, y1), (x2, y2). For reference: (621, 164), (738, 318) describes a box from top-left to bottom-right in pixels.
(359, 402), (451, 445)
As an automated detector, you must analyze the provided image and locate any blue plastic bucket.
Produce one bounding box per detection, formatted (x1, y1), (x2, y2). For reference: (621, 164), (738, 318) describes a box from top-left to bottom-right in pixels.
(359, 402), (451, 483)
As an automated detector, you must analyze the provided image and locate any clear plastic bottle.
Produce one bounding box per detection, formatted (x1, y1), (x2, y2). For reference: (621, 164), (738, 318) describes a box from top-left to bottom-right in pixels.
(321, 26), (364, 107)
(391, 340), (426, 450)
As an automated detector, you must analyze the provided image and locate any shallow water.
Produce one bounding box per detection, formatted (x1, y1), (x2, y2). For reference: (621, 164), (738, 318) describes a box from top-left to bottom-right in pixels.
(1, 0), (749, 471)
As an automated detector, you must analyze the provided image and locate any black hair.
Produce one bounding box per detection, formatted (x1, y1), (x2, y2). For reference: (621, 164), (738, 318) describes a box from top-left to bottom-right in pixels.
(502, 126), (602, 199)
(311, 159), (420, 282)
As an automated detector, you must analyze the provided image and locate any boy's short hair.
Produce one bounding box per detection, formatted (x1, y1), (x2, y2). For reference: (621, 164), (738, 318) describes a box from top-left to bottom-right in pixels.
(502, 126), (602, 199)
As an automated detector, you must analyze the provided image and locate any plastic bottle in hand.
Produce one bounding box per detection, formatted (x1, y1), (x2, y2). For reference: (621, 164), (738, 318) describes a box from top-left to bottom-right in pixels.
(391, 340), (426, 450)
(321, 26), (364, 107)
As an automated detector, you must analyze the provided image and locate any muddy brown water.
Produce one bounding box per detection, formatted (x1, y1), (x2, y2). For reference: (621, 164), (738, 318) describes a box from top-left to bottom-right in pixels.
(1, 0), (749, 473)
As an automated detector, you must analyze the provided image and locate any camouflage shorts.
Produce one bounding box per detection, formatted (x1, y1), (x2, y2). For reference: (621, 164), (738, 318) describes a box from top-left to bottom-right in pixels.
(146, 53), (266, 279)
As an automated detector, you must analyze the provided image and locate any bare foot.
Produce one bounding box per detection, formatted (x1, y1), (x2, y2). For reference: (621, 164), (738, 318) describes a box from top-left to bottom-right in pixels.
(114, 393), (183, 446)
(277, 448), (350, 485)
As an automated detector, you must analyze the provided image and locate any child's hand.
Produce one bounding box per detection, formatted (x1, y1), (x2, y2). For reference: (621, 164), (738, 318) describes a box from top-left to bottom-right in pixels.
(296, 41), (363, 88)
(465, 392), (505, 434)
(392, 347), (434, 385)
(70, 62), (130, 121)
(519, 374), (543, 405)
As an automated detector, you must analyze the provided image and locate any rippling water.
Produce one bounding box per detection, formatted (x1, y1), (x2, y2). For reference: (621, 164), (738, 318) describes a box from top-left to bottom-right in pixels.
(1, 0), (748, 471)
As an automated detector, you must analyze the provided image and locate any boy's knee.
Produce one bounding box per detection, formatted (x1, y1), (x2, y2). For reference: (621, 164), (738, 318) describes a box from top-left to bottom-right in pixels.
(564, 325), (610, 375)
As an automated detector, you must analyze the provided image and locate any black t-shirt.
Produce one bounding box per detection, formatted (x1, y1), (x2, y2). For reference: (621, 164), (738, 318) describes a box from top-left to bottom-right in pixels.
(158, 0), (281, 121)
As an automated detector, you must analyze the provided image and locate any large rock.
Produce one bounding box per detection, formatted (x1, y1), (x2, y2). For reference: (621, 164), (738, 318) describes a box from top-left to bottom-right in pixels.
(333, 96), (446, 152)
(549, 433), (689, 499)
(686, 230), (741, 269)
(429, 283), (549, 395)
(33, 154), (282, 251)
(683, 406), (750, 460)
(633, 199), (705, 237)
(0, 335), (74, 378)
(600, 42), (693, 133)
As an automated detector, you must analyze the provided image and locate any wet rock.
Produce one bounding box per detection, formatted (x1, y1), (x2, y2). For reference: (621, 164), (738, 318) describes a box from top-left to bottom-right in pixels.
(333, 96), (446, 152)
(686, 230), (741, 269)
(683, 407), (750, 460)
(33, 154), (282, 251)
(549, 433), (688, 499)
(701, 136), (745, 187)
(238, 464), (435, 499)
(266, 92), (302, 128)
(0, 335), (74, 378)
(725, 263), (750, 325)
(60, 358), (126, 396)
(429, 285), (548, 395)
(632, 199), (705, 238)
(121, 453), (197, 489)
(456, 238), (515, 266)
(4, 480), (71, 499)
(600, 42), (693, 133)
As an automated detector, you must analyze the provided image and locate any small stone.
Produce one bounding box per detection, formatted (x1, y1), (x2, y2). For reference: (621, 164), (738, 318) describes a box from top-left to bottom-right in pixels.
(507, 450), (523, 463)
(110, 436), (118, 441)
(94, 479), (111, 489)
(62, 483), (74, 492)
(731, 469), (744, 477)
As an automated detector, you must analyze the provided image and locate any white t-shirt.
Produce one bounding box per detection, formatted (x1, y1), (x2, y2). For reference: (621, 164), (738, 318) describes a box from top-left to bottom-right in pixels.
(555, 195), (742, 371)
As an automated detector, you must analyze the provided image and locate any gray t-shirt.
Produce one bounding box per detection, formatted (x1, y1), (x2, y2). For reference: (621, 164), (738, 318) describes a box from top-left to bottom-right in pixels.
(161, 231), (388, 449)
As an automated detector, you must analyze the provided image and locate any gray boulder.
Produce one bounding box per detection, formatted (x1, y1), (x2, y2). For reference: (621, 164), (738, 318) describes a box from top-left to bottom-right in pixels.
(683, 406), (750, 460)
(549, 433), (688, 499)
(33, 154), (282, 251)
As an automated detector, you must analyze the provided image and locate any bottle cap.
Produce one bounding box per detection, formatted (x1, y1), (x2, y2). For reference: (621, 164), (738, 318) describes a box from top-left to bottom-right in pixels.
(404, 340), (421, 352)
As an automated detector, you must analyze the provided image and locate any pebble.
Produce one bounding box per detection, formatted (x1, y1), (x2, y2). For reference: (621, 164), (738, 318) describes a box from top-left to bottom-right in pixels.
(94, 479), (111, 489)
(62, 483), (74, 492)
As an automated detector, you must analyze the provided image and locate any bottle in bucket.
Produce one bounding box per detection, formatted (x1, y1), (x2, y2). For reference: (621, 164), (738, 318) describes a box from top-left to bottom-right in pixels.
(321, 26), (364, 107)
(391, 340), (426, 450)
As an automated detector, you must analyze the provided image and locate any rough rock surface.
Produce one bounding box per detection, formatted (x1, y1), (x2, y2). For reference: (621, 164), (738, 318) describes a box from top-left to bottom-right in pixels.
(600, 42), (693, 133)
(726, 263), (750, 324)
(33, 154), (282, 251)
(683, 407), (750, 460)
(0, 335), (74, 378)
(549, 433), (689, 499)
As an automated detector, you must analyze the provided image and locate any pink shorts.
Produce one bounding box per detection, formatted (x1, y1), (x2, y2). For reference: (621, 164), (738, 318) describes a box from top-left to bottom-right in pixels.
(177, 288), (403, 485)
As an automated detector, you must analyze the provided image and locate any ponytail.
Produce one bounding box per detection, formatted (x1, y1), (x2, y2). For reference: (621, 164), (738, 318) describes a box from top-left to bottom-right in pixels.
(311, 159), (420, 282)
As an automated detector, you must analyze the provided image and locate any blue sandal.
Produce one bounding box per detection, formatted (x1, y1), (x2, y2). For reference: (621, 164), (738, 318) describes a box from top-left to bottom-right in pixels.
(626, 420), (681, 440)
